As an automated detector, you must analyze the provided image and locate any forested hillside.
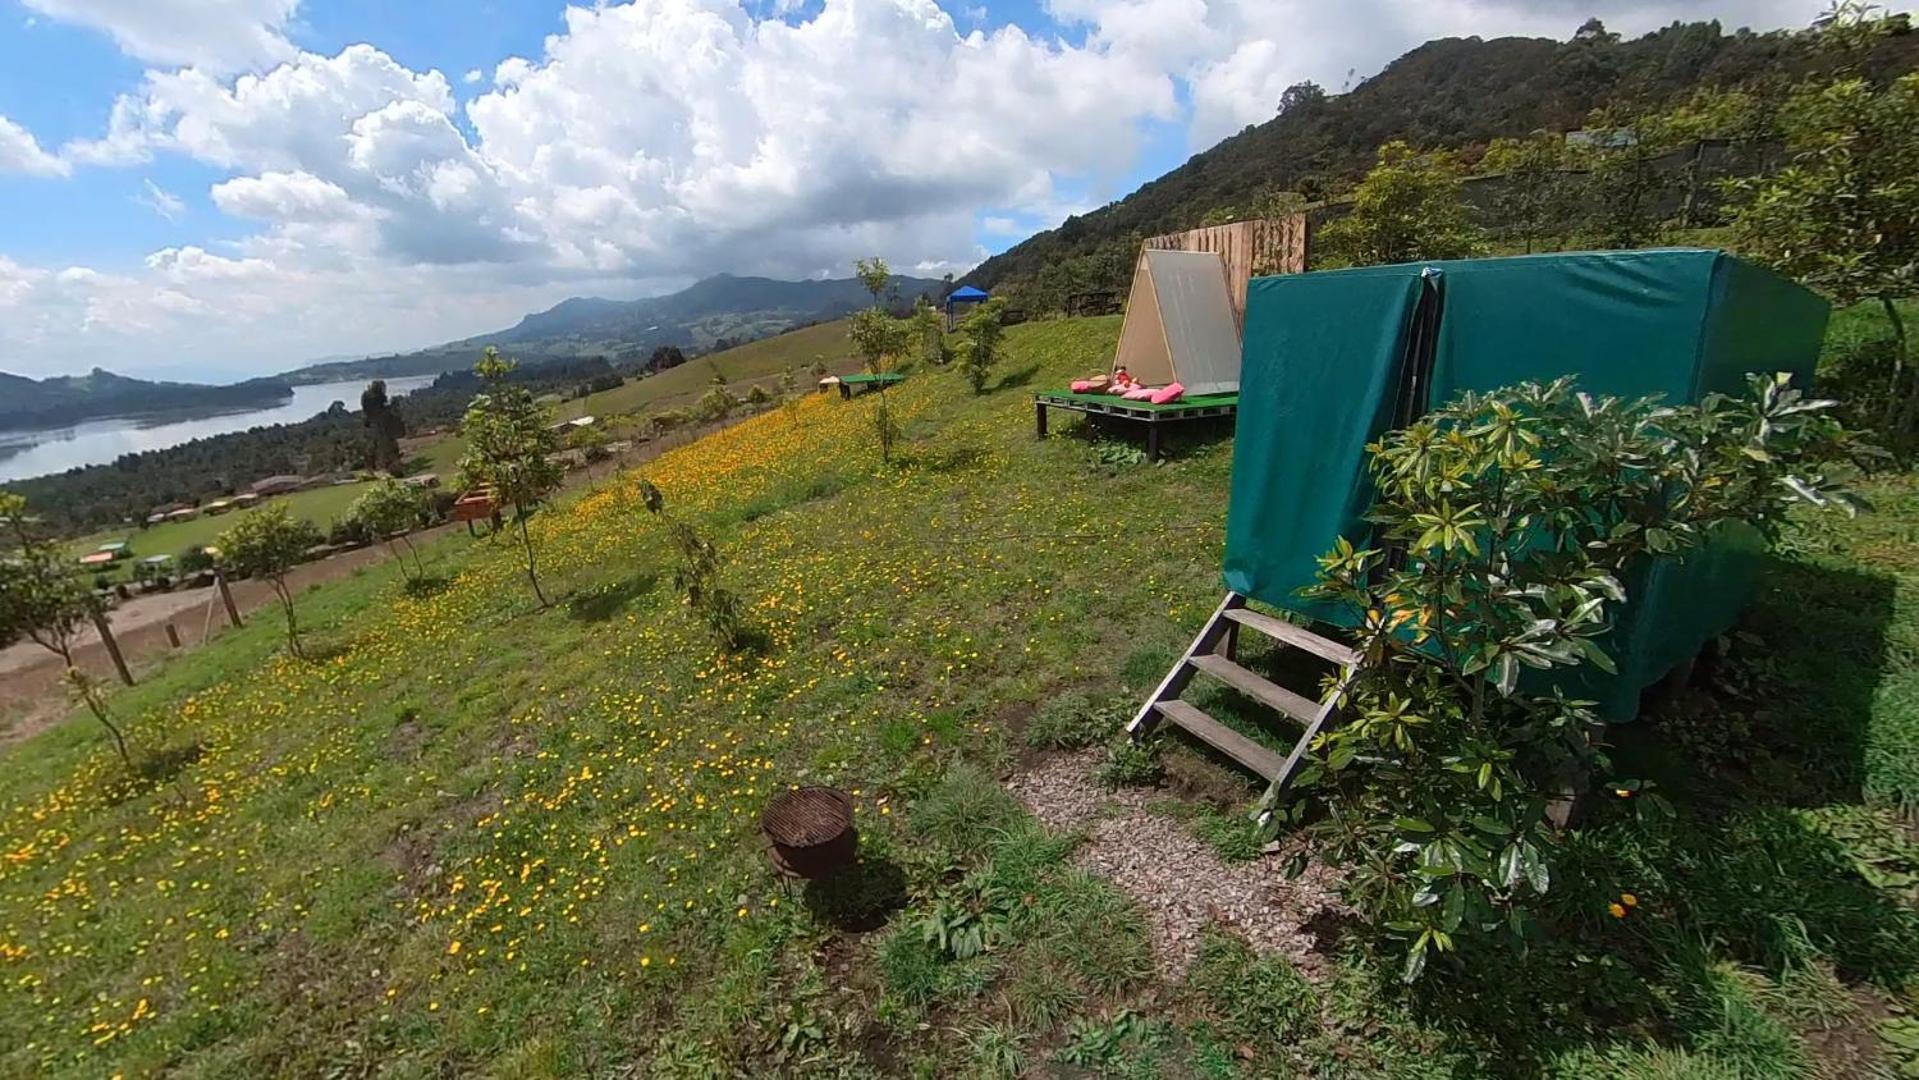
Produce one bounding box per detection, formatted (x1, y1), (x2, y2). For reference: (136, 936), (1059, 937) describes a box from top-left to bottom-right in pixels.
(965, 17), (1919, 308)
(0, 369), (291, 431)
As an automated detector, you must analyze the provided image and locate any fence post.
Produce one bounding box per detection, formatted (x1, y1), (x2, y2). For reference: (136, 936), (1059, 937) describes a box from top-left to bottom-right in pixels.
(88, 606), (134, 686)
(214, 568), (243, 628)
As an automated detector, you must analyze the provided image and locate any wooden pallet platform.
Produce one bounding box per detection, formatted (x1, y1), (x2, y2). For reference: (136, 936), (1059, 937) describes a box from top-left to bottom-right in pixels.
(1033, 390), (1238, 461)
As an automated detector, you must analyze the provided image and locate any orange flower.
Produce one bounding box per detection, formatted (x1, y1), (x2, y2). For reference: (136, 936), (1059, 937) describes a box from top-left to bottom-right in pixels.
(1607, 902), (1627, 919)
(1620, 893), (1638, 908)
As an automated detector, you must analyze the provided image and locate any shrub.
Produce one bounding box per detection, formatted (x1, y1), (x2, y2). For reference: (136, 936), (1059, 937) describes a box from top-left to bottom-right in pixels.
(1025, 692), (1125, 750)
(1097, 740), (1163, 789)
(909, 763), (1021, 853)
(639, 480), (745, 651)
(1292, 375), (1863, 981)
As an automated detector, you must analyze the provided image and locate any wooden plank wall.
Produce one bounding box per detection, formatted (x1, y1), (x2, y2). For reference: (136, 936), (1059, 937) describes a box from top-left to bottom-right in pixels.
(1140, 216), (1308, 325)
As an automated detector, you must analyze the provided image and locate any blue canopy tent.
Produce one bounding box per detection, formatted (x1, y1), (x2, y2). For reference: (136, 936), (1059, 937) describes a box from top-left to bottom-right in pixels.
(944, 285), (989, 328)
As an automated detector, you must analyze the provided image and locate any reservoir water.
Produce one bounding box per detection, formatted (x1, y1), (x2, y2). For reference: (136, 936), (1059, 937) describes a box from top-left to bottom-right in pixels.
(0, 375), (438, 483)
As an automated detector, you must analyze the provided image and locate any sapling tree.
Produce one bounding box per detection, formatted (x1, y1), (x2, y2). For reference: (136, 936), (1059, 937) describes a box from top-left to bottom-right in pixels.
(459, 348), (565, 608)
(849, 256), (912, 463)
(1291, 375), (1864, 982)
(350, 479), (429, 581)
(911, 296), (949, 366)
(1479, 133), (1571, 254)
(0, 492), (136, 767)
(638, 480), (744, 651)
(218, 504), (323, 659)
(1728, 71), (1919, 440)
(1318, 141), (1485, 267)
(955, 298), (1007, 394)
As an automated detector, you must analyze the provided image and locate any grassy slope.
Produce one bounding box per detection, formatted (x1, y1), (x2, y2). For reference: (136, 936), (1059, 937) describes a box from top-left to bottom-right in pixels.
(553, 318), (857, 422)
(62, 322), (863, 576)
(0, 312), (1915, 1077)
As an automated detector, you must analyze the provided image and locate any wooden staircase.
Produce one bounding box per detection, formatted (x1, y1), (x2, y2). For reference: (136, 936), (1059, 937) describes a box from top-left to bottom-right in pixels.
(1127, 593), (1361, 821)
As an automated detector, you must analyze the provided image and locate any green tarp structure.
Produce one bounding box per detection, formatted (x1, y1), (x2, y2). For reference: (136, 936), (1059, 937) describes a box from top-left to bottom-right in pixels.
(1223, 249), (1829, 720)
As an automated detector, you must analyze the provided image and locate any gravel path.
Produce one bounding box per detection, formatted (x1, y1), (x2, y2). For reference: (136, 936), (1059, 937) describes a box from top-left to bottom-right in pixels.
(1006, 750), (1346, 979)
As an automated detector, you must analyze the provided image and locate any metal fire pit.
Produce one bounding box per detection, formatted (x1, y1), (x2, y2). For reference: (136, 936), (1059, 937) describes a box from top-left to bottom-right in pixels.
(761, 787), (857, 880)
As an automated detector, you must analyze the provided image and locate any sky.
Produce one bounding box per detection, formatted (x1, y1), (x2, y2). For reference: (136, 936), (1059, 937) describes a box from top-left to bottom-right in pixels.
(0, 0), (1830, 381)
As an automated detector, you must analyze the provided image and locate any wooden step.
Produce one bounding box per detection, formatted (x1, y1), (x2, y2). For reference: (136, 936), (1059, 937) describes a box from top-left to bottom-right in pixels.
(1154, 700), (1284, 780)
(1188, 654), (1320, 724)
(1223, 608), (1360, 667)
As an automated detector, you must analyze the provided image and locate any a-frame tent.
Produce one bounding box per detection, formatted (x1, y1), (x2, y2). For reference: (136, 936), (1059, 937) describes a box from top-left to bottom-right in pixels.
(1111, 249), (1242, 395)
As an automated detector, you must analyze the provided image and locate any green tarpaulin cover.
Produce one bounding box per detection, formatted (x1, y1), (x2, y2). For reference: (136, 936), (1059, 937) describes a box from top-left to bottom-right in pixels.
(1224, 249), (1828, 719)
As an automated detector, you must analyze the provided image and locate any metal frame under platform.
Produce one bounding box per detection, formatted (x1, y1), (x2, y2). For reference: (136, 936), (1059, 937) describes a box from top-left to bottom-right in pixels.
(1033, 391), (1238, 461)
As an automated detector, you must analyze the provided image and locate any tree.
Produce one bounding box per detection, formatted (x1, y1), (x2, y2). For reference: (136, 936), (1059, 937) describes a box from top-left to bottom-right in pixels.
(855, 257), (891, 304)
(350, 479), (429, 582)
(1318, 141), (1486, 267)
(849, 257), (913, 463)
(218, 504), (323, 659)
(0, 543), (134, 767)
(1572, 108), (1677, 249)
(1480, 133), (1571, 254)
(458, 348), (565, 607)
(1727, 73), (1919, 440)
(1293, 375), (1862, 981)
(361, 379), (405, 473)
(648, 344), (688, 373)
(1277, 80), (1327, 116)
(1573, 17), (1618, 44)
(955, 298), (1007, 394)
(912, 296), (950, 366)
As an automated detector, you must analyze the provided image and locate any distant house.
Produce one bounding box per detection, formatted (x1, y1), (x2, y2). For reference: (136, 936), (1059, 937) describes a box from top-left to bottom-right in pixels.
(231, 492), (262, 507)
(77, 550), (116, 568)
(402, 473), (440, 489)
(203, 498), (234, 516)
(145, 511), (170, 526)
(166, 506), (200, 522)
(250, 475), (304, 496)
(550, 415), (596, 432)
(95, 541), (130, 558)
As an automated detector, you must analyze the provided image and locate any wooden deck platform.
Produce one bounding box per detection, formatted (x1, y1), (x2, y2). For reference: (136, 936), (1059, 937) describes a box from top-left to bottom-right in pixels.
(1033, 390), (1239, 461)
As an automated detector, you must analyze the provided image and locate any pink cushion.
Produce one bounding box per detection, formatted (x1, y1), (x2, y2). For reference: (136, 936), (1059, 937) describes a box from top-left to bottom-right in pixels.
(1150, 382), (1184, 405)
(1123, 386), (1156, 401)
(1070, 379), (1093, 392)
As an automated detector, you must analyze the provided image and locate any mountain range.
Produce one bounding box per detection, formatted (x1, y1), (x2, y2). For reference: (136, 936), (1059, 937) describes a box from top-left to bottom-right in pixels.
(280, 271), (944, 385)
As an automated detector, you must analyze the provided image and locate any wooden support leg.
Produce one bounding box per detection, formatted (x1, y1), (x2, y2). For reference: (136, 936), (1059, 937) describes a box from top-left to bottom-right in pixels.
(839, 383), (851, 401)
(1147, 422), (1162, 462)
(1035, 401), (1049, 439)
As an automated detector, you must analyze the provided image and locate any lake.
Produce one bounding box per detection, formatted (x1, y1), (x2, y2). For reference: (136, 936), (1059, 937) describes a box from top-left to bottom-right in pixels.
(0, 375), (439, 483)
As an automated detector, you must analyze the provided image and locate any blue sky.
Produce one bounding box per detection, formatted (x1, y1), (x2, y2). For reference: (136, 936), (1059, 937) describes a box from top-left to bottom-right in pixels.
(0, 0), (1827, 379)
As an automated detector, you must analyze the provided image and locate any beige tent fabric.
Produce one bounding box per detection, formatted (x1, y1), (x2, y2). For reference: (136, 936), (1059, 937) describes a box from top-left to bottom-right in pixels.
(1109, 249), (1242, 395)
(1114, 250), (1176, 386)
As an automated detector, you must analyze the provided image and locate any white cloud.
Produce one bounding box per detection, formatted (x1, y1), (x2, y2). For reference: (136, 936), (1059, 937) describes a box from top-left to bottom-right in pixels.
(3, 0), (1833, 379)
(21, 0), (299, 73)
(0, 114), (70, 176)
(135, 177), (185, 219)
